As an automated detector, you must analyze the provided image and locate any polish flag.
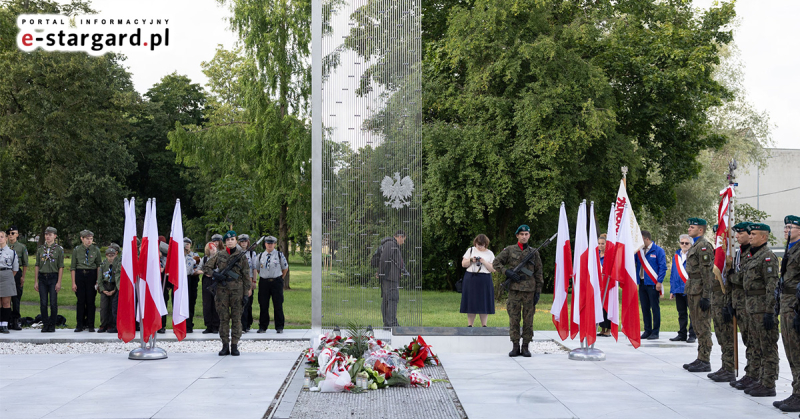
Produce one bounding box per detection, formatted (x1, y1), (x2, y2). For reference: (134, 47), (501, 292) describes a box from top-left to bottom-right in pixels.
(583, 202), (604, 346)
(571, 201), (588, 340)
(714, 185), (735, 284)
(117, 198), (138, 343)
(550, 203), (573, 340)
(165, 201), (189, 341)
(139, 199), (168, 342)
(614, 203), (643, 349)
(601, 203), (619, 340)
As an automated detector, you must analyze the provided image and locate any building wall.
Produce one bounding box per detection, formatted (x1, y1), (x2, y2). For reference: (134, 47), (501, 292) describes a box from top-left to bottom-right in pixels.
(736, 148), (800, 246)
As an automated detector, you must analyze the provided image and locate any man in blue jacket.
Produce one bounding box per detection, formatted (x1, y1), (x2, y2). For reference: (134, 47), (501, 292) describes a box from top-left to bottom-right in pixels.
(636, 231), (667, 340)
(670, 234), (696, 342)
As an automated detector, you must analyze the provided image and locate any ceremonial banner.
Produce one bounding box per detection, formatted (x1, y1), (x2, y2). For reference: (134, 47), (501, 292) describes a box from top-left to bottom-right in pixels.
(614, 204), (643, 349)
(602, 203), (619, 340)
(117, 198), (138, 343)
(550, 203), (573, 340)
(165, 200), (189, 341)
(714, 185), (735, 286)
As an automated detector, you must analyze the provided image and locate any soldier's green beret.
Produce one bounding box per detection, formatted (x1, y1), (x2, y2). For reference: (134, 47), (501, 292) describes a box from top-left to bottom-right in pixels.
(45, 226), (57, 234)
(686, 218), (707, 226)
(785, 215), (800, 227)
(732, 222), (752, 233)
(223, 230), (237, 240)
(211, 234), (223, 241)
(237, 234), (250, 242)
(748, 223), (770, 233)
(264, 235), (277, 244)
(105, 247), (117, 255)
(515, 224), (530, 235)
(712, 224), (719, 233)
(80, 229), (94, 238)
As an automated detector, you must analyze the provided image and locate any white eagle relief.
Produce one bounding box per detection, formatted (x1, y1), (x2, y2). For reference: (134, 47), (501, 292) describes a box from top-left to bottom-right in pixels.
(380, 172), (414, 209)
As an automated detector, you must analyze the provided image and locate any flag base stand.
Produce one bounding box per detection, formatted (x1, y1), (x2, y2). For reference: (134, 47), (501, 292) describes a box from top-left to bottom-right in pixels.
(568, 339), (606, 361)
(129, 332), (168, 360)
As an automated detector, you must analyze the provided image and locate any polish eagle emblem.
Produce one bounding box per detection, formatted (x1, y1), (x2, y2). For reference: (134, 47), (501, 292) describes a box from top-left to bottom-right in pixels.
(380, 172), (414, 209)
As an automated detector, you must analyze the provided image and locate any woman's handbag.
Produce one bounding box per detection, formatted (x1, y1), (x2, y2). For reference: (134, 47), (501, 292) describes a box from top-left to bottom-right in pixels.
(455, 248), (473, 293)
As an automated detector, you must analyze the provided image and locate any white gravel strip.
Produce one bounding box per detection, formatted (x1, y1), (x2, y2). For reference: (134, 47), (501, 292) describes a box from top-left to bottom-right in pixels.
(0, 340), (309, 355)
(529, 341), (569, 354)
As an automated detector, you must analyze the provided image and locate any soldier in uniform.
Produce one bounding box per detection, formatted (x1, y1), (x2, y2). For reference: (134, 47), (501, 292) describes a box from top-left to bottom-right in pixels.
(184, 238), (202, 333)
(0, 231), (19, 334)
(202, 231), (251, 356)
(7, 226), (28, 330)
(199, 241), (220, 334)
(71, 230), (102, 332)
(33, 227), (64, 333)
(774, 215), (800, 411)
(492, 225), (543, 358)
(256, 236), (289, 334)
(237, 234), (258, 333)
(682, 218), (715, 373)
(97, 247), (121, 333)
(728, 222), (759, 389)
(742, 223), (780, 397)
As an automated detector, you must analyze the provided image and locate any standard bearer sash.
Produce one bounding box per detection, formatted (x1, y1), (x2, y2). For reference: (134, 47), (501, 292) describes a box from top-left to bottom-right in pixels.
(637, 249), (662, 295)
(674, 253), (689, 284)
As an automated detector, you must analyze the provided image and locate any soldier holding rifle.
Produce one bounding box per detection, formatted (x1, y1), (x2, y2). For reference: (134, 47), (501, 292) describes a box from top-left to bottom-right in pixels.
(775, 215), (800, 411)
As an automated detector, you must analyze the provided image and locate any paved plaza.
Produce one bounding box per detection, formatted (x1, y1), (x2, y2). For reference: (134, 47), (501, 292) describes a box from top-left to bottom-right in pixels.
(0, 329), (796, 419)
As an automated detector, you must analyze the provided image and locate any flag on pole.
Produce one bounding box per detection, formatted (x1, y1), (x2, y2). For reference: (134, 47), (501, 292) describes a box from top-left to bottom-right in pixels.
(571, 201), (588, 340)
(139, 199), (168, 342)
(601, 203), (619, 340)
(714, 185), (735, 285)
(165, 200), (189, 341)
(614, 203), (643, 349)
(550, 203), (573, 340)
(583, 202), (604, 346)
(117, 198), (138, 343)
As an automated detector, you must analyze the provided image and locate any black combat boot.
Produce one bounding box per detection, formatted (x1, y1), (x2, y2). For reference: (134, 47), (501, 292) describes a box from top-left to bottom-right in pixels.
(687, 360), (711, 372)
(508, 341), (521, 357)
(779, 395), (800, 412)
(749, 384), (776, 397)
(9, 319), (22, 330)
(683, 359), (701, 370)
(521, 342), (532, 357)
(735, 376), (756, 390)
(707, 367), (724, 380)
(231, 344), (240, 356)
(711, 370), (735, 383)
(219, 342), (230, 356)
(774, 394), (793, 408)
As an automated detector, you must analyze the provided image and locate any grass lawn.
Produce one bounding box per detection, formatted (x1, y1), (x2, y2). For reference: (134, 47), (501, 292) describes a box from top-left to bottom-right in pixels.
(19, 255), (689, 333)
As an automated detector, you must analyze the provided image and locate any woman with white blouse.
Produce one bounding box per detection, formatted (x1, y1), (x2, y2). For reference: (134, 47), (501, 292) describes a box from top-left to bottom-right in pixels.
(460, 234), (496, 327)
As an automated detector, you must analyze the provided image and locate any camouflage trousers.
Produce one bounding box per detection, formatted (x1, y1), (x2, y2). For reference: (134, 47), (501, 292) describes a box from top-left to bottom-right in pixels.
(215, 282), (244, 346)
(688, 293), (713, 362)
(508, 290), (535, 343)
(711, 290), (735, 372)
(732, 288), (758, 378)
(781, 310), (800, 395)
(749, 312), (780, 389)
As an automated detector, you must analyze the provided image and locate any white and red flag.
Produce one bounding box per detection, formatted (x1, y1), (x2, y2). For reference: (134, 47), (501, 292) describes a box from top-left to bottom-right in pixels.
(583, 202), (604, 346)
(550, 203), (573, 340)
(117, 198), (138, 343)
(714, 185), (735, 283)
(165, 200), (189, 341)
(614, 203), (643, 349)
(139, 199), (168, 342)
(571, 201), (588, 341)
(601, 203), (619, 340)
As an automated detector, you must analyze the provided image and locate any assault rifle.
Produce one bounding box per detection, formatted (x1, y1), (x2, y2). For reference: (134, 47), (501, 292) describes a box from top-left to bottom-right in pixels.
(501, 232), (558, 290)
(206, 236), (265, 295)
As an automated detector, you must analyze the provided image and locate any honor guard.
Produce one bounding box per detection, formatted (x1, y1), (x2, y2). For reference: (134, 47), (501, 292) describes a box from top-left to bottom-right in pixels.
(34, 227), (64, 333)
(71, 230), (102, 332)
(775, 215), (800, 411)
(0, 231), (20, 333)
(682, 218), (715, 373)
(728, 222), (758, 389)
(6, 226), (28, 330)
(493, 225), (543, 358)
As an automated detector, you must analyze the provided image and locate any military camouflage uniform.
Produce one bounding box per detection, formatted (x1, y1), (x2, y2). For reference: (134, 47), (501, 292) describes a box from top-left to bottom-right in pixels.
(685, 236), (715, 363)
(780, 239), (800, 396)
(493, 244), (543, 344)
(712, 280), (734, 373)
(202, 247), (250, 346)
(743, 243), (780, 389)
(729, 244), (758, 379)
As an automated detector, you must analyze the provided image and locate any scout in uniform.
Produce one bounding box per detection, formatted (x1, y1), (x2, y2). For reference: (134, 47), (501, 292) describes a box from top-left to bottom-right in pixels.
(493, 225), (543, 358)
(200, 241), (220, 334)
(774, 215), (800, 411)
(0, 231), (20, 333)
(97, 247), (121, 333)
(185, 238), (202, 333)
(237, 234), (258, 333)
(682, 218), (715, 373)
(7, 226), (28, 330)
(742, 223), (780, 397)
(33, 227), (64, 333)
(202, 231), (251, 356)
(728, 222), (759, 389)
(71, 230), (103, 332)
(256, 236), (289, 334)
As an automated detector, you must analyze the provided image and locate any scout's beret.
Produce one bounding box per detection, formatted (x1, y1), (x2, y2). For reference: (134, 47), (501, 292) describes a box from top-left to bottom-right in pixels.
(223, 230), (237, 240)
(105, 247), (118, 255)
(183, 237), (192, 244)
(785, 215), (800, 227)
(109, 243), (121, 252)
(211, 234), (223, 241)
(686, 218), (707, 226)
(80, 229), (94, 238)
(264, 236), (277, 244)
(238, 234), (250, 242)
(732, 222), (752, 233)
(515, 225), (531, 235)
(45, 226), (57, 234)
(748, 223), (770, 233)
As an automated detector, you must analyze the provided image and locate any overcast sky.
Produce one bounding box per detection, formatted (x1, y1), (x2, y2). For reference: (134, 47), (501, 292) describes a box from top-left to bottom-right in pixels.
(75, 0), (798, 149)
